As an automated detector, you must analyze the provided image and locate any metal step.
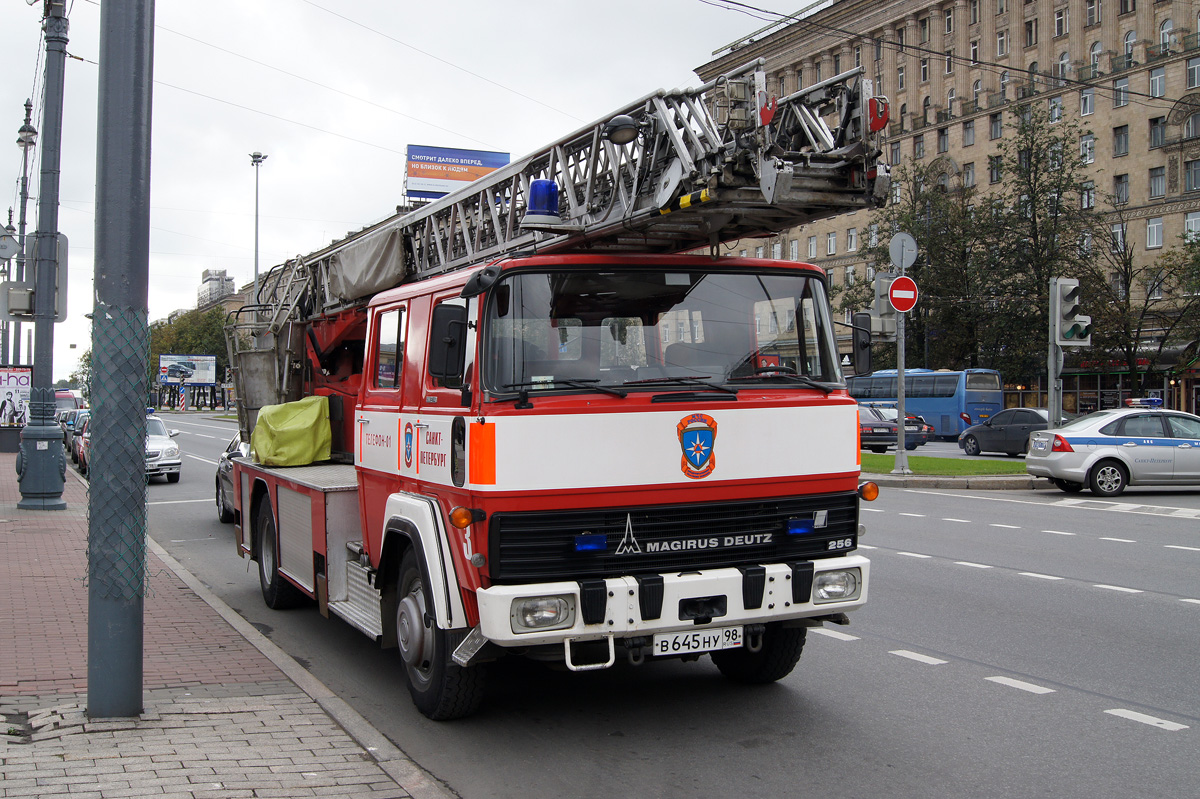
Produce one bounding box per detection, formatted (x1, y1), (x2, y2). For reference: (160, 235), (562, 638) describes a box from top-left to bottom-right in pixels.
(327, 558), (383, 640)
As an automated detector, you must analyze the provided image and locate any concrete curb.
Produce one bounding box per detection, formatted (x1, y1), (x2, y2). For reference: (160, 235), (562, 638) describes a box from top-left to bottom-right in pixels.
(864, 474), (1055, 490)
(146, 538), (456, 799)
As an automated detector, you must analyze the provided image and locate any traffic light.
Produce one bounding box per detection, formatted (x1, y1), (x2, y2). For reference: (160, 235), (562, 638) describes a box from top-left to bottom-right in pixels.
(1054, 278), (1093, 347)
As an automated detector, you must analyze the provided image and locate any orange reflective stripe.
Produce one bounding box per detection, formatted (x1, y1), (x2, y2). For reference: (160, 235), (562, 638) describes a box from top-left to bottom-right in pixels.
(469, 421), (496, 485)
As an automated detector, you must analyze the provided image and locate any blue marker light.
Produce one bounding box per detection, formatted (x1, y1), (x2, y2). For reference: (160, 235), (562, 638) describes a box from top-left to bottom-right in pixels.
(521, 179), (562, 227)
(786, 517), (815, 535)
(574, 533), (608, 552)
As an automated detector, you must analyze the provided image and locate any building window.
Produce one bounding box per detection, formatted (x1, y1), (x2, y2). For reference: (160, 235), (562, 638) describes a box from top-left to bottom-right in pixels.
(1148, 269), (1164, 300)
(1111, 223), (1126, 253)
(834, 54), (841, 74)
(1057, 52), (1071, 85)
(1186, 113), (1200, 140)
(998, 0), (1007, 13)
(1081, 87), (1094, 115)
(847, 228), (858, 252)
(971, 40), (979, 64)
(989, 155), (1002, 183)
(1111, 271), (1127, 300)
(875, 38), (883, 61)
(1082, 181), (1095, 208)
(1113, 125), (1129, 156)
(1147, 217), (1163, 249)
(1055, 9), (1068, 37)
(997, 30), (1008, 57)
(990, 113), (1003, 139)
(963, 162), (975, 187)
(890, 141), (901, 164)
(937, 127), (949, 153)
(945, 50), (954, 74)
(826, 232), (837, 255)
(973, 79), (983, 103)
(1186, 211), (1200, 240)
(789, 239), (799, 260)
(914, 134), (925, 159)
(1086, 0), (1100, 27)
(1119, 0), (1135, 15)
(963, 119), (975, 146)
(808, 236), (817, 258)
(1150, 117), (1166, 148)
(1113, 77), (1129, 107)
(897, 28), (905, 48)
(1123, 31), (1136, 58)
(1081, 134), (1095, 163)
(898, 65), (905, 90)
(1161, 19), (1173, 49)
(772, 241), (783, 259)
(1114, 173), (1129, 203)
(1090, 41), (1103, 70)
(921, 59), (929, 82)
(1150, 67), (1165, 98)
(756, 246), (764, 258)
(945, 8), (954, 34)
(920, 17), (930, 43)
(1186, 159), (1200, 191)
(855, 46), (862, 69)
(1149, 166), (1166, 198)
(1049, 96), (1063, 123)
(1025, 19), (1038, 49)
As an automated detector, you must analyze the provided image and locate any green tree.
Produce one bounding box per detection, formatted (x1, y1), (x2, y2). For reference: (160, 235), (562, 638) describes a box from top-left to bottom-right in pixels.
(68, 349), (92, 404)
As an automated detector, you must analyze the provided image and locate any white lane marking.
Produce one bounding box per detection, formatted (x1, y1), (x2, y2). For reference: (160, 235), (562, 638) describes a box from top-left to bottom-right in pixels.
(148, 499), (211, 506)
(890, 650), (947, 665)
(809, 628), (860, 641)
(857, 544), (878, 550)
(986, 676), (1056, 694)
(1019, 572), (1063, 580)
(1104, 709), (1189, 731)
(897, 552), (932, 559)
(1043, 530), (1076, 536)
(899, 513), (925, 517)
(904, 489), (1200, 522)
(862, 507), (885, 513)
(1100, 537), (1136, 543)
(1165, 545), (1200, 552)
(990, 523), (1021, 529)
(942, 518), (971, 523)
(186, 454), (219, 466)
(955, 561), (993, 569)
(1093, 584), (1143, 594)
(1181, 599), (1200, 605)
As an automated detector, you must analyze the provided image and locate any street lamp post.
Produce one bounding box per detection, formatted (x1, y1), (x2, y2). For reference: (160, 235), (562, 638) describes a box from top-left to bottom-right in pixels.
(13, 99), (38, 366)
(249, 152), (266, 306)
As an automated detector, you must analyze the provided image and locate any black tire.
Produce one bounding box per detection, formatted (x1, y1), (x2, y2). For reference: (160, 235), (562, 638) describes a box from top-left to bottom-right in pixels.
(1051, 478), (1084, 493)
(1089, 460), (1129, 497)
(216, 478), (234, 523)
(167, 472), (180, 484)
(867, 446), (887, 454)
(395, 549), (485, 720)
(711, 623), (806, 684)
(905, 442), (918, 450)
(961, 435), (981, 456)
(256, 500), (306, 609)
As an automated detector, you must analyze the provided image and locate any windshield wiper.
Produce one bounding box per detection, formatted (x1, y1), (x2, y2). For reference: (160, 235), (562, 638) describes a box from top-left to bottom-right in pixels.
(727, 369), (840, 394)
(622, 376), (738, 396)
(501, 379), (628, 398)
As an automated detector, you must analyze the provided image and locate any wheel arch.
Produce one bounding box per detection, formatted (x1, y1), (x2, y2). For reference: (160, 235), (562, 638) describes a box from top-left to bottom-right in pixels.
(248, 477), (273, 561)
(379, 493), (469, 632)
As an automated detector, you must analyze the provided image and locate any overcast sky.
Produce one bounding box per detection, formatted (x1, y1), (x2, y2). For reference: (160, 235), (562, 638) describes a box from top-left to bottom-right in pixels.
(0, 0), (797, 381)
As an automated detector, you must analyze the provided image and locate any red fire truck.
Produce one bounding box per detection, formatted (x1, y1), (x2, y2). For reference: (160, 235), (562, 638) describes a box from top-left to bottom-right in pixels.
(225, 59), (888, 719)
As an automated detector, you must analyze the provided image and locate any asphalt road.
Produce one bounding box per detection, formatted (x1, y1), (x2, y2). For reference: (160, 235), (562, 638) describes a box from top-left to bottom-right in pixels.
(138, 413), (1199, 799)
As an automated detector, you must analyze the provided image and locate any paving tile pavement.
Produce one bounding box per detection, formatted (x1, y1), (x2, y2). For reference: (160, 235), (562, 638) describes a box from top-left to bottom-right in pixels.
(0, 452), (449, 798)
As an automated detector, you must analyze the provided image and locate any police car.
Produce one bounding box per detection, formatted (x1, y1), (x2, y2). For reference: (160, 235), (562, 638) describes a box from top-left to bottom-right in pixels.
(1025, 398), (1200, 496)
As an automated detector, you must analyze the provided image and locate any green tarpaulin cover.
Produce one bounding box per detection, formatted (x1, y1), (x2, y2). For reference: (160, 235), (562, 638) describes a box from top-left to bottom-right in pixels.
(251, 395), (331, 466)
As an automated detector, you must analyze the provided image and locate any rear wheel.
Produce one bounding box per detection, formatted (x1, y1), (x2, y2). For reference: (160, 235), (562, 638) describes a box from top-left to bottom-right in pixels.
(256, 500), (306, 609)
(1089, 460), (1129, 497)
(711, 623), (806, 684)
(1051, 478), (1084, 493)
(961, 435), (981, 456)
(867, 446), (887, 454)
(395, 549), (485, 720)
(216, 478), (234, 523)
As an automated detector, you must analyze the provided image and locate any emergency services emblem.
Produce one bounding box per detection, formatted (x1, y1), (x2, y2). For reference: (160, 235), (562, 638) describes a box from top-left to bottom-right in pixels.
(677, 413), (718, 479)
(404, 422), (414, 468)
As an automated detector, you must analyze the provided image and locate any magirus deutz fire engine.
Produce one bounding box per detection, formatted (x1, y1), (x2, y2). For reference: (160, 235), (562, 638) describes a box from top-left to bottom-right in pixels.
(225, 58), (888, 719)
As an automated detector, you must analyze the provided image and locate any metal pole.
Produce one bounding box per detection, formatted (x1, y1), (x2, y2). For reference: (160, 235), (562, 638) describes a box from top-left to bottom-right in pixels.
(14, 99), (36, 365)
(87, 0), (154, 718)
(1047, 277), (1061, 426)
(250, 152), (266, 305)
(892, 301), (911, 474)
(17, 3), (68, 510)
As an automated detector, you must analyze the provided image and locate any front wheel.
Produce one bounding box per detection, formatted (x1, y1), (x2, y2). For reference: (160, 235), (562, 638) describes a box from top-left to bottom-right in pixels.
(711, 623), (806, 684)
(256, 500), (306, 609)
(395, 549), (485, 720)
(1089, 460), (1129, 497)
(166, 472), (180, 484)
(961, 435), (981, 456)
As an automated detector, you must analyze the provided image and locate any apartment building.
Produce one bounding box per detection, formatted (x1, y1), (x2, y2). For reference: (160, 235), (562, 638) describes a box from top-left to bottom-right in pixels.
(696, 0), (1200, 411)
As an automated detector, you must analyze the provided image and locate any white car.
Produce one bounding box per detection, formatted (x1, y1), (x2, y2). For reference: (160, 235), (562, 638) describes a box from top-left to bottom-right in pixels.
(146, 415), (182, 483)
(1026, 398), (1200, 496)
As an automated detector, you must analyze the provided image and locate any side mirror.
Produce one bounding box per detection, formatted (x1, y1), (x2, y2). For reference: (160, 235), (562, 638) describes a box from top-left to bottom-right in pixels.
(170, 430), (180, 437)
(850, 312), (873, 377)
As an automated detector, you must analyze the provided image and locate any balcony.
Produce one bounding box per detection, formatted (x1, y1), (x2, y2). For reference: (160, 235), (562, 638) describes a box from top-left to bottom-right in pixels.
(889, 122), (906, 137)
(936, 108), (955, 123)
(961, 99), (979, 115)
(1110, 53), (1137, 72)
(1185, 32), (1200, 52)
(988, 90), (1008, 108)
(1015, 82), (1039, 99)
(1147, 43), (1171, 61)
(1077, 64), (1102, 80)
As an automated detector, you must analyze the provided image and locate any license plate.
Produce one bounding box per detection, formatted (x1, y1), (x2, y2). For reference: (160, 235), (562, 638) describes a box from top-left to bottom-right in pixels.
(872, 427), (890, 433)
(653, 626), (743, 656)
(1033, 439), (1048, 451)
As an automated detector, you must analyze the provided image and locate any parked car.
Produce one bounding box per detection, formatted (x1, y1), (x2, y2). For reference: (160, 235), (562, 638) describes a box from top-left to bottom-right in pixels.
(1026, 398), (1200, 496)
(145, 415), (182, 483)
(75, 415), (91, 475)
(68, 412), (91, 465)
(959, 407), (1060, 457)
(859, 404), (929, 452)
(58, 409), (79, 448)
(215, 431), (249, 523)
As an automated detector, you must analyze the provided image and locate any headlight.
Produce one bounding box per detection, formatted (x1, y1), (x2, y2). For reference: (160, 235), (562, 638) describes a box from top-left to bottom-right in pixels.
(164, 444), (179, 457)
(510, 595), (575, 633)
(813, 569), (862, 603)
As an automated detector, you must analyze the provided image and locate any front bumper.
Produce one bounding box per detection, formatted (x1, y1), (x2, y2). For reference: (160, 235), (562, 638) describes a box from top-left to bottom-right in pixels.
(475, 555), (869, 648)
(146, 458), (182, 476)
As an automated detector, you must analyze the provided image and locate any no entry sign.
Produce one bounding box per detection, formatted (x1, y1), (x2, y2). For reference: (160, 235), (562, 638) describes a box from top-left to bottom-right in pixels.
(889, 275), (918, 313)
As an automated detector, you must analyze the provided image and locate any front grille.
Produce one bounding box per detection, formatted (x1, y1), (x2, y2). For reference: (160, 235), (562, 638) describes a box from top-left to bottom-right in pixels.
(488, 492), (858, 584)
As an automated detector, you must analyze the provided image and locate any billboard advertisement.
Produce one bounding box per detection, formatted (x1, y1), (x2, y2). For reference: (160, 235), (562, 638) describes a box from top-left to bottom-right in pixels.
(405, 145), (509, 200)
(158, 354), (217, 386)
(0, 367), (30, 427)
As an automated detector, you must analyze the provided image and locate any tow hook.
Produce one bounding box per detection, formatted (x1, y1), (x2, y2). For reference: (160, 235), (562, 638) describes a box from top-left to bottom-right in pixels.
(625, 636), (649, 666)
(745, 623), (766, 652)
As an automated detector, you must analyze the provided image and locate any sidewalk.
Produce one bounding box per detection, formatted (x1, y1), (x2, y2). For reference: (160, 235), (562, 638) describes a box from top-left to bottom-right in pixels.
(0, 453), (451, 799)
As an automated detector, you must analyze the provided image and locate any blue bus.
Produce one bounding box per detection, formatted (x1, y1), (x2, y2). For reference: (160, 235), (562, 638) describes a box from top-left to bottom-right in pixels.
(846, 368), (1003, 439)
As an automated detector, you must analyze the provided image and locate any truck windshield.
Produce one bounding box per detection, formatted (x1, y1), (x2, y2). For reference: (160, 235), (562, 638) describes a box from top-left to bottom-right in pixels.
(481, 267), (843, 393)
